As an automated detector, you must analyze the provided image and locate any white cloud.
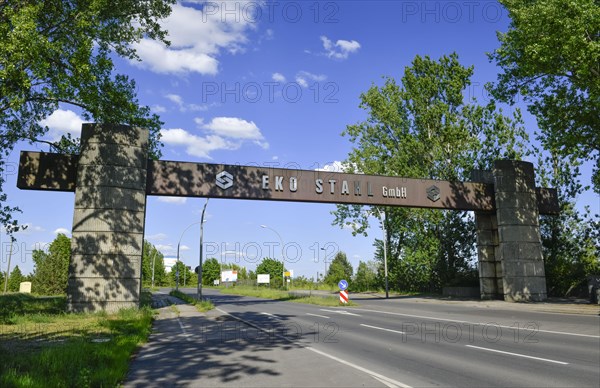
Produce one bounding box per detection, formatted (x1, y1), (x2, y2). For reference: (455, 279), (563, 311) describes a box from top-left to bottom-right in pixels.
(157, 196), (187, 205)
(296, 77), (308, 88)
(272, 72), (286, 82)
(166, 94), (183, 106)
(320, 36), (361, 59)
(53, 227), (70, 236)
(295, 71), (327, 88)
(155, 244), (175, 254)
(131, 2), (256, 75)
(161, 116), (268, 158)
(315, 160), (361, 174)
(151, 105), (167, 113)
(315, 161), (346, 173)
(203, 117), (264, 140)
(166, 94), (210, 112)
(146, 233), (168, 241)
(161, 128), (240, 159)
(180, 245), (190, 252)
(40, 109), (84, 140)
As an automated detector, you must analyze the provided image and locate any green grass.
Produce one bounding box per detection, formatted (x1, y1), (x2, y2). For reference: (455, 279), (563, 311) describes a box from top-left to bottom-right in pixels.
(169, 290), (215, 312)
(0, 293), (154, 387)
(217, 286), (358, 307)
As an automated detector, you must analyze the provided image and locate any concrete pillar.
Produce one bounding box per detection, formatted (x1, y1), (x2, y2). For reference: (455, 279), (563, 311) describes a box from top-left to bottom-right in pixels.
(475, 212), (503, 299)
(67, 124), (149, 312)
(471, 169), (503, 300)
(494, 160), (547, 302)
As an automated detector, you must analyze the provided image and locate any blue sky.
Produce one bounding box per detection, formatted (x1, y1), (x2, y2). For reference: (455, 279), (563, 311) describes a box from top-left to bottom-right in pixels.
(3, 1), (598, 278)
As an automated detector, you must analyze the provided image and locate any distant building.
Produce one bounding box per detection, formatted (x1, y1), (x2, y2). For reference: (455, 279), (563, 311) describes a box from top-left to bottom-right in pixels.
(163, 257), (177, 273)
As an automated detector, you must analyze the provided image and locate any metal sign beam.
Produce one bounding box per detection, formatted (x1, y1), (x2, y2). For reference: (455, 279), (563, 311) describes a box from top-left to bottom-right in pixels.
(18, 151), (559, 214)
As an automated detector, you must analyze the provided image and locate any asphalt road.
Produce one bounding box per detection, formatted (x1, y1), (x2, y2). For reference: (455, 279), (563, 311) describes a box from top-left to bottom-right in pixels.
(181, 288), (600, 388)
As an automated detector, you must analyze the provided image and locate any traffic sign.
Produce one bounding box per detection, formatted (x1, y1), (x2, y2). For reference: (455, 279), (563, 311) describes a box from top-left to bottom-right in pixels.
(340, 290), (349, 304)
(338, 279), (348, 290)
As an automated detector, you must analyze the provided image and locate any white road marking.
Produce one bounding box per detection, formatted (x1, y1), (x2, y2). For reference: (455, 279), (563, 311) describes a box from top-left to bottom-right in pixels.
(306, 346), (412, 388)
(260, 312), (281, 320)
(320, 308), (361, 316)
(216, 307), (411, 388)
(361, 324), (405, 335)
(177, 317), (191, 341)
(465, 345), (569, 365)
(351, 307), (600, 339)
(306, 313), (330, 319)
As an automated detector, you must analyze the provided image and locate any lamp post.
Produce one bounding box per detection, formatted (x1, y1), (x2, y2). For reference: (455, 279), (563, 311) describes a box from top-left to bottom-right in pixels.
(176, 220), (203, 291)
(321, 247), (327, 279)
(197, 199), (209, 301)
(150, 248), (157, 288)
(3, 240), (13, 294)
(260, 224), (285, 289)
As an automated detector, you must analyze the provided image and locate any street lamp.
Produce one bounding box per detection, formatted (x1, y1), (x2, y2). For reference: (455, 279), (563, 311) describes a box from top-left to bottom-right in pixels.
(197, 198), (209, 301)
(150, 248), (157, 288)
(371, 207), (389, 299)
(321, 247), (327, 282)
(176, 218), (206, 291)
(260, 224), (285, 289)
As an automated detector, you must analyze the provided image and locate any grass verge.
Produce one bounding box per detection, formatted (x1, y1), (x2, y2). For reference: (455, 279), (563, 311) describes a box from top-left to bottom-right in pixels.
(217, 286), (358, 307)
(169, 290), (215, 312)
(0, 292), (154, 387)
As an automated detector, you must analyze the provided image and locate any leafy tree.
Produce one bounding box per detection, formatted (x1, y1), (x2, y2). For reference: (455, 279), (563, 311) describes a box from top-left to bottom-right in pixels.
(221, 263), (249, 280)
(7, 265), (24, 292)
(333, 53), (528, 293)
(255, 258), (285, 288)
(32, 234), (71, 295)
(202, 258), (221, 286)
(171, 261), (193, 287)
(0, 1), (175, 235)
(488, 0), (600, 192)
(142, 240), (167, 287)
(536, 151), (600, 296)
(353, 260), (379, 292)
(324, 252), (353, 287)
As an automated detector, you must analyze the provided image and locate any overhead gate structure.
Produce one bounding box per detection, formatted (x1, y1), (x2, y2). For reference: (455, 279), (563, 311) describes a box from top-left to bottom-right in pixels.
(17, 124), (559, 311)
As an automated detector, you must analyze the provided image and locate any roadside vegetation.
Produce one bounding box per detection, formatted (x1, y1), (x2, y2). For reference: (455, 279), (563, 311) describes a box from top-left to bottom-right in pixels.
(169, 290), (215, 312)
(0, 292), (154, 387)
(217, 285), (358, 307)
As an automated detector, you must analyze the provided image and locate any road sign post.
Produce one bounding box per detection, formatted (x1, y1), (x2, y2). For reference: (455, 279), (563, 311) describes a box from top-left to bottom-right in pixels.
(340, 290), (349, 304)
(339, 279), (349, 304)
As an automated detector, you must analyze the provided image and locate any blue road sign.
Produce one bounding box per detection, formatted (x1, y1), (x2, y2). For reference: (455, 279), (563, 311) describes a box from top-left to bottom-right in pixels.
(338, 279), (348, 290)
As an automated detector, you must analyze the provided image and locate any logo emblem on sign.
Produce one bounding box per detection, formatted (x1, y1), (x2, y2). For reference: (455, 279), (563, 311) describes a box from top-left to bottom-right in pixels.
(426, 185), (440, 202)
(216, 170), (233, 190)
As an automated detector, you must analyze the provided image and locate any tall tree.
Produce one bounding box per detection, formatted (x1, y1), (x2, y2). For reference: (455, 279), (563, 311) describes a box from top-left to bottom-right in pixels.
(7, 265), (24, 292)
(170, 261), (193, 287)
(256, 258), (285, 288)
(536, 150), (600, 296)
(352, 260), (379, 292)
(31, 233), (71, 295)
(324, 251), (353, 286)
(488, 0), (600, 192)
(333, 53), (529, 293)
(202, 258), (221, 286)
(141, 240), (167, 287)
(0, 1), (175, 235)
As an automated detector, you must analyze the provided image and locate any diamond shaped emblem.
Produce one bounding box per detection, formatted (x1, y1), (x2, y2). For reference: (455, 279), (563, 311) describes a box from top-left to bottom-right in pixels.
(426, 185), (440, 202)
(216, 171), (233, 190)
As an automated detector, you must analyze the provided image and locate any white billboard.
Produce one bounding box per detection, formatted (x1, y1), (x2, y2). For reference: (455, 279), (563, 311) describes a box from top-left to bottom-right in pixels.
(257, 274), (270, 284)
(221, 270), (238, 282)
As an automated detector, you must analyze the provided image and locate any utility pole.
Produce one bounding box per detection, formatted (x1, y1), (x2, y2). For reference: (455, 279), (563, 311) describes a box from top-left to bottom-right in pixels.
(197, 199), (209, 301)
(3, 241), (13, 294)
